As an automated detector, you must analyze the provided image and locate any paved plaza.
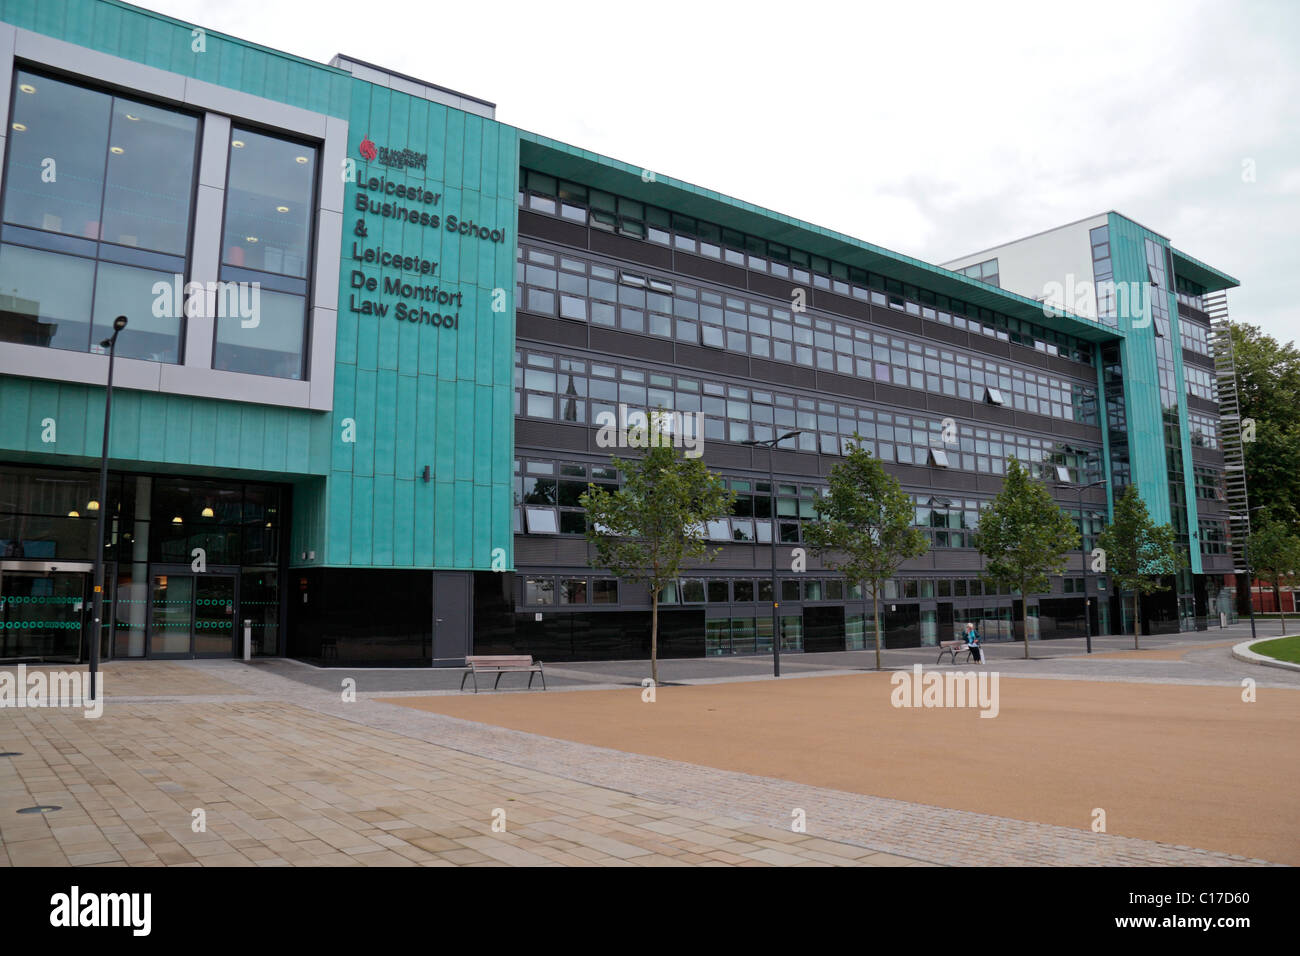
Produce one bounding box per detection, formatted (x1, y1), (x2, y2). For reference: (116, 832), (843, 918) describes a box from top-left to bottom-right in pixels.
(0, 621), (1294, 867)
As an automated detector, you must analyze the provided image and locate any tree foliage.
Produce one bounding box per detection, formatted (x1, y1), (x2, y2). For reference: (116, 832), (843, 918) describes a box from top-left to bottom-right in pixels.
(580, 437), (735, 684)
(803, 438), (928, 669)
(1096, 484), (1187, 648)
(1248, 508), (1300, 633)
(974, 457), (1080, 659)
(1229, 322), (1300, 526)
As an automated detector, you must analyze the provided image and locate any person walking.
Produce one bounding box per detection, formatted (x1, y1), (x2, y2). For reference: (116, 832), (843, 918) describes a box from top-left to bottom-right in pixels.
(964, 621), (984, 664)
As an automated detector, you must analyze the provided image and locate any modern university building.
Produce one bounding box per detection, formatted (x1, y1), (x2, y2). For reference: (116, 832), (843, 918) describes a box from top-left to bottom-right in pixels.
(0, 0), (1243, 666)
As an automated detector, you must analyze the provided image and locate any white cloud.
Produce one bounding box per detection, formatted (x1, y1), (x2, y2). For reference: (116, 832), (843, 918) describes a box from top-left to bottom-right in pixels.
(132, 0), (1300, 343)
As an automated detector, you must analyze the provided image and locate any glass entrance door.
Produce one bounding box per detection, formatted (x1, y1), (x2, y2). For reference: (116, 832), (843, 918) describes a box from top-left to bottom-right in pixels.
(148, 572), (237, 658)
(193, 576), (235, 657)
(0, 562), (90, 661)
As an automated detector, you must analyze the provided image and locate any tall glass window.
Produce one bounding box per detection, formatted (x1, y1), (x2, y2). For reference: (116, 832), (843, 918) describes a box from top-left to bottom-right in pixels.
(0, 70), (198, 362)
(214, 128), (316, 379)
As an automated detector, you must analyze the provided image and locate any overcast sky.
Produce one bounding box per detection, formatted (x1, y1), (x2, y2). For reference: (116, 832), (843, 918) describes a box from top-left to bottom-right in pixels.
(138, 0), (1297, 345)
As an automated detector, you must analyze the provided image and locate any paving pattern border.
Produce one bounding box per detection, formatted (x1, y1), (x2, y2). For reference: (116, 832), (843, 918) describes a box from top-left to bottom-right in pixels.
(178, 660), (1279, 867)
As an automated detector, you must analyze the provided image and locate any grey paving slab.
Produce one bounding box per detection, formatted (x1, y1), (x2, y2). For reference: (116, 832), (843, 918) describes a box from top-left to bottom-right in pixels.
(165, 657), (1281, 867)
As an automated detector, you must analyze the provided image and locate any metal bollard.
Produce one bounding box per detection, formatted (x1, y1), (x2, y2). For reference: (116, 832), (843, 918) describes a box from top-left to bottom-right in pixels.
(243, 620), (252, 661)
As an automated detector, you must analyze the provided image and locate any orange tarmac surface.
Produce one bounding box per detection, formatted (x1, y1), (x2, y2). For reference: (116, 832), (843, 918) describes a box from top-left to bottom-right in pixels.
(385, 674), (1300, 864)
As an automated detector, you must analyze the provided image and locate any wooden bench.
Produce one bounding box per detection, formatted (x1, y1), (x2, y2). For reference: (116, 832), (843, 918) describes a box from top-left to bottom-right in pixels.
(936, 640), (974, 664)
(460, 655), (546, 693)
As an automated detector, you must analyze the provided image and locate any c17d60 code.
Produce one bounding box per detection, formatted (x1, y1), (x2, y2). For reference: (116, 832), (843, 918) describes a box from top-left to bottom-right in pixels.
(1198, 893), (1250, 905)
(1131, 892), (1250, 906)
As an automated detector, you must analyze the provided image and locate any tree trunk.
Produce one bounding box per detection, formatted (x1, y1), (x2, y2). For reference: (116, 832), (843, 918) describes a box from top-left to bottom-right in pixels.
(1021, 593), (1030, 659)
(1133, 592), (1141, 650)
(862, 586), (869, 659)
(873, 587), (882, 671)
(1276, 578), (1287, 635)
(651, 590), (660, 686)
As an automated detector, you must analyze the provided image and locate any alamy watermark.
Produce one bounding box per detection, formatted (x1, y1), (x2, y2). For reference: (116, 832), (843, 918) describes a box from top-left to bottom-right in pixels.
(1039, 276), (1150, 326)
(50, 886), (150, 935)
(595, 404), (703, 458)
(0, 665), (103, 718)
(151, 275), (261, 328)
(890, 664), (999, 718)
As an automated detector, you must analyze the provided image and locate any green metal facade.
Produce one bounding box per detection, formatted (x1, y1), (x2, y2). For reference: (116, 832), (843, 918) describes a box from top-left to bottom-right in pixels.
(0, 0), (519, 572)
(1105, 213), (1202, 574)
(330, 81), (517, 570)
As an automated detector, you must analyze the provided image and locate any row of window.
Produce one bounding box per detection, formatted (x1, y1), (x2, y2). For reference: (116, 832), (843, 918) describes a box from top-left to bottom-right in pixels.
(1175, 274), (1208, 312)
(1180, 320), (1210, 357)
(1145, 238), (1181, 411)
(1189, 410), (1220, 449)
(1089, 225), (1118, 329)
(520, 573), (1110, 606)
(1194, 465), (1226, 501)
(513, 457), (1106, 552)
(1199, 520), (1229, 555)
(517, 243), (1100, 425)
(521, 576), (618, 606)
(955, 258), (1000, 287)
(1184, 365), (1217, 403)
(518, 170), (1094, 363)
(515, 347), (1103, 479)
(0, 467), (283, 566)
(0, 69), (317, 380)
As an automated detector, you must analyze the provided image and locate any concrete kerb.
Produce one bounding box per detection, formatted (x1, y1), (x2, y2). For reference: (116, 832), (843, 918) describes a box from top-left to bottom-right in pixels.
(1232, 635), (1300, 673)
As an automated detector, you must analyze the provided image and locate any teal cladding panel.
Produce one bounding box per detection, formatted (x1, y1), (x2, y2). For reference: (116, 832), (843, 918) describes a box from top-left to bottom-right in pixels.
(331, 77), (518, 570)
(0, 376), (329, 477)
(1107, 213), (1201, 573)
(0, 0), (351, 116)
(1106, 213), (1172, 527)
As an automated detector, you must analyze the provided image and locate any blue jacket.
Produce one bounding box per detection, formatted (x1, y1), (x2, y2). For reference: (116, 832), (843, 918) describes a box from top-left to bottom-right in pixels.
(964, 627), (981, 644)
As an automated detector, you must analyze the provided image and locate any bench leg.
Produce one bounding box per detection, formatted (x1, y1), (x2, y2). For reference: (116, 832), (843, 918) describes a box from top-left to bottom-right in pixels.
(540, 666), (546, 691)
(460, 670), (468, 692)
(495, 671), (505, 690)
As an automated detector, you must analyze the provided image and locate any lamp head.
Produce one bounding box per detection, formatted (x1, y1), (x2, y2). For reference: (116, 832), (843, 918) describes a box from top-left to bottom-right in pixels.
(113, 315), (128, 333)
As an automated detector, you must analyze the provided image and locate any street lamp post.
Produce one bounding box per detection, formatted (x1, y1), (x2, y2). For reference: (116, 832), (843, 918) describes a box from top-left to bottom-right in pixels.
(1065, 475), (1107, 654)
(743, 430), (802, 678)
(90, 315), (128, 702)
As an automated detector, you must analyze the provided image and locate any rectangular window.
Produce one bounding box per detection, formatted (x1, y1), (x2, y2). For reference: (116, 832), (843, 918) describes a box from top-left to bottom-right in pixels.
(1, 71), (200, 361)
(525, 578), (554, 605)
(559, 579), (588, 604)
(524, 506), (558, 534)
(215, 127), (318, 379)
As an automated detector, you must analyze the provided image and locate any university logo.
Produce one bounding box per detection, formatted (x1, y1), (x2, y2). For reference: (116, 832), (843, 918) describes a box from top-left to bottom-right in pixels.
(358, 134), (426, 172)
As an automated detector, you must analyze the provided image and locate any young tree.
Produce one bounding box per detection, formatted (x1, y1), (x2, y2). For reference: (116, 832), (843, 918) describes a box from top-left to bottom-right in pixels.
(1096, 484), (1187, 649)
(580, 430), (735, 685)
(974, 457), (1080, 659)
(1248, 509), (1300, 633)
(803, 438), (928, 670)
